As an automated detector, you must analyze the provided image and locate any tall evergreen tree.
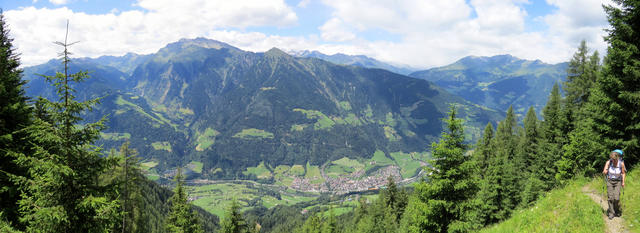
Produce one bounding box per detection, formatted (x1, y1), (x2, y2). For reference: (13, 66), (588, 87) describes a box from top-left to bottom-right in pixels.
(400, 106), (478, 233)
(473, 106), (522, 225)
(493, 106), (521, 218)
(518, 107), (545, 206)
(165, 168), (203, 233)
(473, 123), (494, 179)
(299, 215), (322, 233)
(7, 22), (120, 233)
(0, 10), (32, 230)
(100, 142), (149, 233)
(564, 40), (600, 113)
(381, 176), (408, 223)
(582, 0), (640, 168)
(538, 83), (570, 183)
(220, 199), (248, 233)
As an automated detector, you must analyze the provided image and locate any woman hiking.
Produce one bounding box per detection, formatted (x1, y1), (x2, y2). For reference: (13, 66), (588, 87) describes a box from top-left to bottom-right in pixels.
(602, 149), (626, 219)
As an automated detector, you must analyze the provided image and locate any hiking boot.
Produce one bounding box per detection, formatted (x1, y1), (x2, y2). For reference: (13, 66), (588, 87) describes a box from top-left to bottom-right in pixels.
(608, 215), (614, 220)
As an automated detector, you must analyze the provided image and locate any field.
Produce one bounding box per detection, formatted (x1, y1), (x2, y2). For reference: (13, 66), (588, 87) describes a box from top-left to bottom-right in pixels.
(184, 149), (430, 219)
(243, 161), (273, 179)
(100, 132), (131, 140)
(187, 182), (317, 217)
(389, 152), (424, 179)
(195, 127), (219, 151)
(151, 141), (172, 152)
(141, 160), (160, 181)
(187, 161), (204, 174)
(232, 128), (274, 139)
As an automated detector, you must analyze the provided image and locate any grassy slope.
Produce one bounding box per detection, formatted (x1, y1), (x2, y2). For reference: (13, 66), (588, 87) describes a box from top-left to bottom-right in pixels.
(622, 168), (640, 232)
(481, 178), (604, 233)
(482, 168), (640, 233)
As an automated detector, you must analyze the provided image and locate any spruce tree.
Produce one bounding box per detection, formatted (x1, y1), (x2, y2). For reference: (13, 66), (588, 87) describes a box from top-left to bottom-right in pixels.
(0, 10), (31, 230)
(400, 106), (477, 232)
(10, 21), (119, 232)
(101, 142), (148, 233)
(220, 199), (248, 233)
(493, 106), (521, 219)
(165, 168), (203, 233)
(564, 40), (600, 112)
(584, 0), (640, 168)
(518, 107), (544, 205)
(539, 83), (569, 184)
(473, 123), (494, 179)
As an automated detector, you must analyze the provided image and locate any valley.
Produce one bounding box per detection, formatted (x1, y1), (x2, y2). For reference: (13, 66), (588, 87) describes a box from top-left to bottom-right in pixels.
(20, 37), (568, 219)
(141, 148), (428, 217)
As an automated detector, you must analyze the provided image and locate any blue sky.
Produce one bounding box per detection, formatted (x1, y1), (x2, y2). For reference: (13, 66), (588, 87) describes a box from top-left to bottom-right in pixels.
(3, 0), (611, 68)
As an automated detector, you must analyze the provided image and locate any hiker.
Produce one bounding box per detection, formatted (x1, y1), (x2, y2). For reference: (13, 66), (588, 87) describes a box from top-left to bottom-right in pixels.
(602, 149), (626, 219)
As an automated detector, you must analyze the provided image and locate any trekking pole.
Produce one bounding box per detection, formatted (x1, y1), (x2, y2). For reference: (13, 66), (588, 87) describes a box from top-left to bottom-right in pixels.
(621, 184), (624, 214)
(602, 174), (607, 210)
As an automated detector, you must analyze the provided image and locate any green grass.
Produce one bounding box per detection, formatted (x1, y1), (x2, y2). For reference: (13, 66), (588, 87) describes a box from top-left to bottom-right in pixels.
(290, 124), (306, 131)
(621, 168), (640, 232)
(188, 183), (255, 217)
(389, 152), (423, 179)
(100, 132), (131, 140)
(293, 108), (335, 130)
(343, 113), (362, 126)
(187, 182), (318, 217)
(178, 108), (194, 115)
(187, 161), (203, 174)
(385, 112), (397, 127)
(326, 165), (353, 178)
(290, 165), (306, 176)
(243, 161), (273, 179)
(151, 141), (172, 152)
(195, 127), (219, 151)
(364, 150), (394, 173)
(305, 162), (324, 184)
(140, 161), (158, 171)
(115, 95), (175, 127)
(332, 157), (364, 170)
(383, 126), (401, 142)
(232, 128), (274, 139)
(338, 101), (352, 111)
(480, 178), (604, 233)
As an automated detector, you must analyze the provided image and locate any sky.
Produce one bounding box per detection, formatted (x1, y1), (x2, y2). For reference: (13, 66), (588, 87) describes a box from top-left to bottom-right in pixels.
(3, 0), (614, 69)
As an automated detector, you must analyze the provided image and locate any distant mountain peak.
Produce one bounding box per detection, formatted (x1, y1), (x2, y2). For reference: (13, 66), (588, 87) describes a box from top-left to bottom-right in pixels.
(265, 47), (290, 58)
(288, 50), (416, 75)
(164, 37), (236, 51)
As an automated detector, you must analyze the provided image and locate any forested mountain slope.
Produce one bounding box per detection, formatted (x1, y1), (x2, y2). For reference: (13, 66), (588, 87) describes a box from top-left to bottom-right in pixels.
(410, 55), (567, 114)
(22, 38), (502, 181)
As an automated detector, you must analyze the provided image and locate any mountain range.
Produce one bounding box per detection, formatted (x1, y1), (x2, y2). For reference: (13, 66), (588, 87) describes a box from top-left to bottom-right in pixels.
(409, 55), (568, 115)
(290, 50), (416, 75)
(22, 37), (565, 182)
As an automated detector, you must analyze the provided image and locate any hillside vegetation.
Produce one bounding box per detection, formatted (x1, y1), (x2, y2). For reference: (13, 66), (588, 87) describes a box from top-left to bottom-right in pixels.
(480, 178), (604, 233)
(482, 168), (640, 233)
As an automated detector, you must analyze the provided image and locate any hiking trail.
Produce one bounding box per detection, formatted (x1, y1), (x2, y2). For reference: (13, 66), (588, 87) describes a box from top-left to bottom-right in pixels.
(582, 185), (629, 233)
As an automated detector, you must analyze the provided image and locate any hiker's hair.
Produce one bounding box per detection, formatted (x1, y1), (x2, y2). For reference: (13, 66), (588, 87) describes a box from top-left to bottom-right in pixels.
(610, 151), (620, 167)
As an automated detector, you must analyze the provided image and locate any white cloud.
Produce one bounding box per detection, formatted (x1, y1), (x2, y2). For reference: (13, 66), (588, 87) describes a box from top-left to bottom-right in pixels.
(319, 18), (356, 42)
(49, 0), (68, 5)
(543, 0), (612, 57)
(312, 0), (612, 68)
(4, 0), (613, 69)
(297, 0), (311, 8)
(5, 0), (298, 66)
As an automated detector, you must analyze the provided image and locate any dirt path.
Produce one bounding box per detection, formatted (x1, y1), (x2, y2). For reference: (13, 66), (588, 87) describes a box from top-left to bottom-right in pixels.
(581, 185), (629, 233)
